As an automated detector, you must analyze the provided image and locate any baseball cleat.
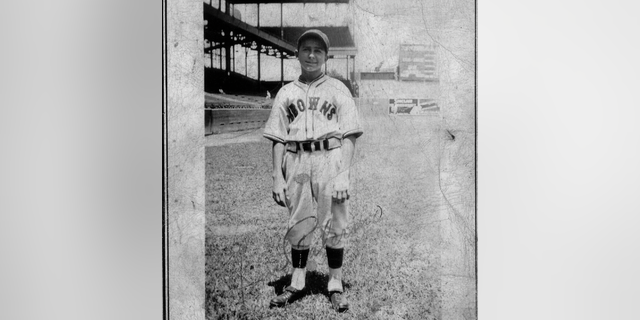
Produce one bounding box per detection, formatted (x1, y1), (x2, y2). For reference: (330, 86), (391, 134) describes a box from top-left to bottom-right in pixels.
(329, 291), (349, 312)
(269, 286), (304, 308)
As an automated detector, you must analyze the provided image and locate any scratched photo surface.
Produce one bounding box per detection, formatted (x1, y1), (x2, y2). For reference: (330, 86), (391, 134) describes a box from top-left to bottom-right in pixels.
(204, 0), (475, 319)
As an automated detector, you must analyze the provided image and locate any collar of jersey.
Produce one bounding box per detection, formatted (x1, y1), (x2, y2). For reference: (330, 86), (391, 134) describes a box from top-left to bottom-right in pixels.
(296, 73), (327, 86)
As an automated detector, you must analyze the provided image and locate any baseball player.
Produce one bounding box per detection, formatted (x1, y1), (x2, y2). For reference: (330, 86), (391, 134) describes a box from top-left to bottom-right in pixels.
(263, 29), (363, 312)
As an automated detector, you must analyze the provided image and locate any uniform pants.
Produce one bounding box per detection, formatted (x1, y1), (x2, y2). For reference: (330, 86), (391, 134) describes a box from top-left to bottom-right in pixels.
(283, 147), (348, 249)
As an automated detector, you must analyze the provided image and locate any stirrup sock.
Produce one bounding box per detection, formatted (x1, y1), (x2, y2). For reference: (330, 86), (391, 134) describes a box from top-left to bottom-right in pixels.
(291, 248), (309, 268)
(326, 247), (344, 269)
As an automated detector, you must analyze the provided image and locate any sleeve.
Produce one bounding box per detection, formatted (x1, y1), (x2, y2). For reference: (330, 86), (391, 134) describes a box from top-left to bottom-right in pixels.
(263, 88), (289, 143)
(334, 81), (363, 139)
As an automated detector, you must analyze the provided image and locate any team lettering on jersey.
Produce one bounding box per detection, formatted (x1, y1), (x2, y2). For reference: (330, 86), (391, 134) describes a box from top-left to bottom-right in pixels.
(286, 97), (336, 123)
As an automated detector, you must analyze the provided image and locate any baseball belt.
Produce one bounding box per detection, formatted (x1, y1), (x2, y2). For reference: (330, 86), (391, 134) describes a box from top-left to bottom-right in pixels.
(286, 137), (342, 153)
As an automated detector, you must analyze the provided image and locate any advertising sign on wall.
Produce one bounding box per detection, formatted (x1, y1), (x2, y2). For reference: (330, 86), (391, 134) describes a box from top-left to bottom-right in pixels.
(389, 98), (439, 115)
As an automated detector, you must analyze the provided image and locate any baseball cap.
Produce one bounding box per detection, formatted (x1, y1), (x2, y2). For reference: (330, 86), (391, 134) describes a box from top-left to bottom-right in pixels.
(297, 29), (330, 52)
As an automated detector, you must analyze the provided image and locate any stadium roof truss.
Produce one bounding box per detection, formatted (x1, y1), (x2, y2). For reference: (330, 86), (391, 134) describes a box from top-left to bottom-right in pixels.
(204, 0), (356, 85)
(204, 4), (296, 58)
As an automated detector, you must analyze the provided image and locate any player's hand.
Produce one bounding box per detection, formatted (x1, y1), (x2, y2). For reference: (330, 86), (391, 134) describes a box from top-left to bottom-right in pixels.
(272, 176), (287, 207)
(332, 170), (350, 204)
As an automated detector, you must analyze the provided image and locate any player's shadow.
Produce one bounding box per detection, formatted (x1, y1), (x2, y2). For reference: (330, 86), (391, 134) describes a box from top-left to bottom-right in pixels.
(267, 271), (352, 305)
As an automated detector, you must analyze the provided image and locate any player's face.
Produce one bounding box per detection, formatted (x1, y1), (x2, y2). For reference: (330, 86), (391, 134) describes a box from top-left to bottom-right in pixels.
(297, 38), (327, 74)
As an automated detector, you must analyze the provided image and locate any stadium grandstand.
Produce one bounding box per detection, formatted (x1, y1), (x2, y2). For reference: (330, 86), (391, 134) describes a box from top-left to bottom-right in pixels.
(204, 0), (357, 135)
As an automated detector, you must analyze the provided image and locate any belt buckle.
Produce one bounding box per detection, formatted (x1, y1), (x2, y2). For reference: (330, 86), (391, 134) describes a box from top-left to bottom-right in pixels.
(286, 142), (297, 153)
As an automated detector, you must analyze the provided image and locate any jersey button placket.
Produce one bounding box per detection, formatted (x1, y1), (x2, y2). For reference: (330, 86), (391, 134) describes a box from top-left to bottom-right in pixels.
(310, 85), (315, 139)
(305, 84), (313, 140)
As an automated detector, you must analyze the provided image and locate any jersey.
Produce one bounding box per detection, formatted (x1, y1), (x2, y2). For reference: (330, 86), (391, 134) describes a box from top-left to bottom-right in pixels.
(263, 74), (363, 143)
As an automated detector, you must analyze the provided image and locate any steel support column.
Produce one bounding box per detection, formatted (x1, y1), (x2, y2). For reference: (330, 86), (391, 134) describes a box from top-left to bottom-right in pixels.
(346, 56), (349, 81)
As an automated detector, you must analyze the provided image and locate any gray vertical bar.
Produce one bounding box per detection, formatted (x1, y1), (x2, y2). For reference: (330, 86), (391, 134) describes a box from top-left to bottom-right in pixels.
(280, 3), (283, 37)
(280, 2), (284, 87)
(225, 32), (231, 72)
(346, 56), (349, 81)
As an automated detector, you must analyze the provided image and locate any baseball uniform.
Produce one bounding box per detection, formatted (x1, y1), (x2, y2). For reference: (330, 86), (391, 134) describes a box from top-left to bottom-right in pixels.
(266, 29), (358, 312)
(264, 74), (363, 249)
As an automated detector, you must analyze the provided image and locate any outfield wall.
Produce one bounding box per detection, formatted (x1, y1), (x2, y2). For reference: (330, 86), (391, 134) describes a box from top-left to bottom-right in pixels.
(205, 79), (444, 135)
(205, 109), (271, 135)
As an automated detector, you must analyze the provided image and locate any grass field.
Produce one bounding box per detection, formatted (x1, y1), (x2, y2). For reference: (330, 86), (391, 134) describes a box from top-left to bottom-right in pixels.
(205, 110), (474, 319)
